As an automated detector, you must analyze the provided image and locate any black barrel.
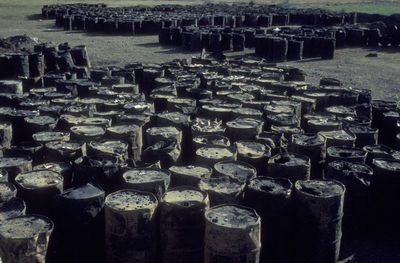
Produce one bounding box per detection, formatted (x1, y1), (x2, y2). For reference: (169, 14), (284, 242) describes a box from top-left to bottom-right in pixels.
(293, 180), (345, 263)
(52, 183), (105, 263)
(105, 189), (158, 263)
(204, 204), (261, 263)
(272, 38), (288, 62)
(73, 154), (120, 193)
(326, 160), (373, 235)
(234, 140), (270, 175)
(287, 40), (304, 61)
(160, 187), (209, 263)
(268, 152), (311, 182)
(288, 133), (326, 179)
(44, 140), (85, 163)
(244, 177), (293, 263)
(14, 170), (63, 217)
(70, 45), (91, 67)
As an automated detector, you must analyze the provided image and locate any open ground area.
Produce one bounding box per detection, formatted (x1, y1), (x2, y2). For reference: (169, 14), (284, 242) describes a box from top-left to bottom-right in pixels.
(0, 1), (399, 100)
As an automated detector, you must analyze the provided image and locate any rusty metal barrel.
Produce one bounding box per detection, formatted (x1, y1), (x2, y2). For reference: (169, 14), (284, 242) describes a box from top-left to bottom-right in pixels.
(293, 179), (345, 263)
(204, 204), (261, 263)
(123, 167), (171, 200)
(244, 176), (293, 263)
(159, 186), (209, 263)
(14, 169), (63, 217)
(199, 176), (246, 206)
(0, 215), (54, 263)
(288, 133), (326, 179)
(268, 152), (311, 182)
(326, 160), (373, 236)
(105, 189), (158, 263)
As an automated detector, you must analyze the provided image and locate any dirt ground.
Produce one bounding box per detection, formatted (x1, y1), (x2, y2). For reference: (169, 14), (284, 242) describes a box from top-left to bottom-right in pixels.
(0, 2), (399, 101)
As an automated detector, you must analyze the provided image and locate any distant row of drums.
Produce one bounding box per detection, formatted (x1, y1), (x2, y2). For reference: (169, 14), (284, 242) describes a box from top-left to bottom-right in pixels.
(42, 3), (358, 36)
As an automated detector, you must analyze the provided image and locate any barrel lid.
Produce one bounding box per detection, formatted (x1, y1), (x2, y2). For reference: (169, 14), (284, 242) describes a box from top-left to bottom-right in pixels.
(0, 215), (53, 239)
(0, 155), (32, 168)
(227, 117), (263, 129)
(205, 204), (259, 228)
(34, 162), (71, 173)
(163, 187), (208, 205)
(308, 118), (341, 126)
(199, 176), (245, 194)
(327, 146), (366, 157)
(295, 180), (345, 198)
(373, 158), (400, 171)
(0, 198), (25, 221)
(193, 134), (230, 147)
(15, 170), (62, 189)
(232, 107), (262, 116)
(363, 144), (394, 155)
(196, 145), (236, 160)
(80, 117), (110, 127)
(269, 152), (310, 166)
(106, 189), (157, 211)
(328, 160), (373, 176)
(202, 104), (232, 113)
(89, 140), (128, 155)
(234, 140), (269, 158)
(33, 131), (70, 142)
(191, 118), (225, 133)
(75, 155), (118, 167)
(214, 161), (256, 183)
(45, 140), (83, 151)
(319, 130), (355, 140)
(157, 111), (189, 125)
(61, 183), (104, 200)
(291, 133), (325, 146)
(59, 114), (85, 125)
(264, 104), (294, 114)
(248, 176), (292, 195)
(146, 126), (180, 137)
(107, 123), (140, 134)
(123, 168), (170, 184)
(325, 105), (356, 116)
(169, 165), (212, 178)
(70, 125), (105, 136)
